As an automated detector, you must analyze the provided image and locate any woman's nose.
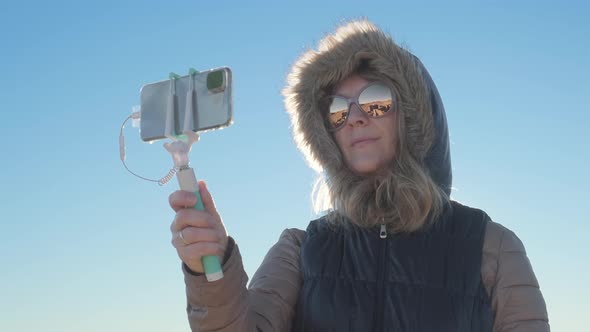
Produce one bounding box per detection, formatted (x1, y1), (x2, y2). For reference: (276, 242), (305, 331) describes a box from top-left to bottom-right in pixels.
(346, 103), (368, 127)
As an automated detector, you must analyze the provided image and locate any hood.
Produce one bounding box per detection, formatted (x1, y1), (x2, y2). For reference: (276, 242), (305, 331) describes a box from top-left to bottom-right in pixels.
(283, 20), (452, 195)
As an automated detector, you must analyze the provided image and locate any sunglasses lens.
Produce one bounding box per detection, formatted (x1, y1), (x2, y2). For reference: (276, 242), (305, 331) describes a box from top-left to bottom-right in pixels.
(358, 84), (393, 117)
(328, 97), (349, 129)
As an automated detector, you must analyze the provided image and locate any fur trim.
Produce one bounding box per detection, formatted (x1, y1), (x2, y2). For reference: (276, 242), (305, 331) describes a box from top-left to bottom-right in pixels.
(283, 19), (452, 196)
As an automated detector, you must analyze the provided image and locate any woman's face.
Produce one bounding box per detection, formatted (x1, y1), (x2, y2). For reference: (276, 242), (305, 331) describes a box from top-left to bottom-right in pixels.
(331, 75), (398, 175)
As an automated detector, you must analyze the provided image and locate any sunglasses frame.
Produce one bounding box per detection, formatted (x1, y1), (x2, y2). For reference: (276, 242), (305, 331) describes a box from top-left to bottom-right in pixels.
(325, 82), (397, 131)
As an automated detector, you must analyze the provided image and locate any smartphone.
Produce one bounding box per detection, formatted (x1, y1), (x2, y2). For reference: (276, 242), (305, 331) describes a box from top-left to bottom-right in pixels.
(139, 67), (233, 142)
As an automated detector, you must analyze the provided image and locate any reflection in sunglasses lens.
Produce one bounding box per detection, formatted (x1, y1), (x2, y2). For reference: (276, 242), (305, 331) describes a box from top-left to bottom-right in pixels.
(359, 84), (392, 117)
(329, 97), (349, 128)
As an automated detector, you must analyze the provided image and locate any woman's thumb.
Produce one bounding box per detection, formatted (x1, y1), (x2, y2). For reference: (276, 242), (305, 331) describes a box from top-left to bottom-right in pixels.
(198, 180), (220, 219)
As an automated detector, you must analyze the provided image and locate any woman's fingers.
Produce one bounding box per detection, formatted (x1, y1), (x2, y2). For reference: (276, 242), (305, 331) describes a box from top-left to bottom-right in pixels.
(168, 182), (219, 218)
(170, 208), (218, 232)
(176, 241), (226, 273)
(169, 190), (198, 212)
(171, 227), (221, 248)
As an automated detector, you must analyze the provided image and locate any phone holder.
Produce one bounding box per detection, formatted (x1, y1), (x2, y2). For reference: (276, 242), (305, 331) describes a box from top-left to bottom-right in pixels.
(165, 68), (202, 139)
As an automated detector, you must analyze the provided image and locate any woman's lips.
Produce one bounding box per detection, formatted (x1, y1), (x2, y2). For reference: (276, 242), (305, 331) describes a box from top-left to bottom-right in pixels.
(351, 137), (378, 147)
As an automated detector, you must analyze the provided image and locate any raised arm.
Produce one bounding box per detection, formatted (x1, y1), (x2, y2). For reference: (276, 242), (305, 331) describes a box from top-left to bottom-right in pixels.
(183, 229), (305, 331)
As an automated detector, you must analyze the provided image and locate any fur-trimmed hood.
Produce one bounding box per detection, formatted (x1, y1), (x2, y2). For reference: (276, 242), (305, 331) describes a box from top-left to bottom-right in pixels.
(283, 20), (452, 195)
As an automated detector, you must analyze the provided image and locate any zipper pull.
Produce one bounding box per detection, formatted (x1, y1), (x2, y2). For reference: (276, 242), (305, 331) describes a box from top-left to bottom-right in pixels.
(380, 224), (387, 239)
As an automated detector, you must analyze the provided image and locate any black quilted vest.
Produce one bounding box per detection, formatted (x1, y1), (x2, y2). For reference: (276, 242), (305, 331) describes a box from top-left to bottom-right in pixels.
(292, 201), (493, 332)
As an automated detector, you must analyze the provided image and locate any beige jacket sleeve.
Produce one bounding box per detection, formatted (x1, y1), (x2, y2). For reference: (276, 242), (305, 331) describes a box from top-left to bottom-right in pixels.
(183, 229), (304, 332)
(184, 222), (549, 331)
(482, 221), (550, 331)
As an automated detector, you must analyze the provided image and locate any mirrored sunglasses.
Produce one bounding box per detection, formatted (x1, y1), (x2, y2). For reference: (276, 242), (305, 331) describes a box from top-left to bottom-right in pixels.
(326, 82), (395, 131)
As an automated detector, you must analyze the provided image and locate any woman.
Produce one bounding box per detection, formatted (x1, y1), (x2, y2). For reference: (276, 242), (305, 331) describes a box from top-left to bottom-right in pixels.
(168, 20), (549, 331)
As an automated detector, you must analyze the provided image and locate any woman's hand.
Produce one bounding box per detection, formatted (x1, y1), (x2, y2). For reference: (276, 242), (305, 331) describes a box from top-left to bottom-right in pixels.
(169, 181), (228, 274)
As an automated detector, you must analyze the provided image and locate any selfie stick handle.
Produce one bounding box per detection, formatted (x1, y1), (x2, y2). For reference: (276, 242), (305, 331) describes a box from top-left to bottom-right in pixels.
(176, 168), (224, 282)
(164, 132), (224, 282)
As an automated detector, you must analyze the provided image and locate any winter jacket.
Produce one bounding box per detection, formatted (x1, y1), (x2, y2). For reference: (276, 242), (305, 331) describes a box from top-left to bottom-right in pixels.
(183, 210), (549, 331)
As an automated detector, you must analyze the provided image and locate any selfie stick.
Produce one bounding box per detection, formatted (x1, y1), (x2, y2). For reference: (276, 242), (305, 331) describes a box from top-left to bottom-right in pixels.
(163, 71), (223, 282)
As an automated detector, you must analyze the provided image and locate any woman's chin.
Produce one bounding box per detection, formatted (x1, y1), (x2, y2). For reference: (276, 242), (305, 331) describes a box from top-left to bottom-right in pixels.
(349, 163), (386, 176)
(346, 157), (395, 177)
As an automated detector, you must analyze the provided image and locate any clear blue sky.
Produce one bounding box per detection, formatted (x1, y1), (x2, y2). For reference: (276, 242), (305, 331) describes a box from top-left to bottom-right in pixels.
(1, 1), (588, 331)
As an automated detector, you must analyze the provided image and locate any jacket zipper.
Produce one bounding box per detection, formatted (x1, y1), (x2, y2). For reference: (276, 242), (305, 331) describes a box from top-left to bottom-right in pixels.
(375, 224), (388, 331)
(380, 224), (387, 239)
